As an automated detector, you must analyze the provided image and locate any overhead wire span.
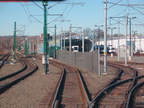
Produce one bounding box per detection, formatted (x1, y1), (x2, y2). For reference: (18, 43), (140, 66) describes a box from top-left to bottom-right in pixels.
(52, 0), (71, 26)
(107, 2), (144, 7)
(110, 18), (125, 26)
(32, 1), (44, 10)
(108, 0), (123, 9)
(48, 15), (62, 25)
(30, 15), (43, 25)
(48, 1), (61, 9)
(130, 6), (144, 15)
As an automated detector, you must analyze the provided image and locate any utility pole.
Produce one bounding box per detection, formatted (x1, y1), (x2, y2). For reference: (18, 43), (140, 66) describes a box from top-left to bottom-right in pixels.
(69, 24), (72, 51)
(108, 27), (116, 46)
(129, 18), (132, 57)
(129, 17), (136, 57)
(82, 28), (84, 52)
(61, 28), (63, 50)
(104, 0), (107, 73)
(24, 38), (28, 57)
(43, 1), (49, 74)
(118, 18), (120, 61)
(13, 22), (16, 60)
(64, 32), (65, 50)
(54, 25), (56, 59)
(109, 16), (125, 61)
(125, 15), (128, 65)
(95, 25), (103, 45)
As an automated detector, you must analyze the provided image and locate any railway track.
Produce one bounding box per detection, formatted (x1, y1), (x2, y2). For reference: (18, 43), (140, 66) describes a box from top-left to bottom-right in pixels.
(0, 56), (38, 94)
(0, 53), (10, 68)
(44, 59), (91, 108)
(87, 61), (138, 108)
(126, 72), (144, 108)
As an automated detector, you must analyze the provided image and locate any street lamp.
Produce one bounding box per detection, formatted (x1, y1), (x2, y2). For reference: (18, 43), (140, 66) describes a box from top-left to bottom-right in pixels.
(95, 25), (103, 45)
(108, 27), (116, 46)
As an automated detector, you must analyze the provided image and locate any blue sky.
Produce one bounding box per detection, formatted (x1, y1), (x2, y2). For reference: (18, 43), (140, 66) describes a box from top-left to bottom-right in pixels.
(0, 0), (144, 36)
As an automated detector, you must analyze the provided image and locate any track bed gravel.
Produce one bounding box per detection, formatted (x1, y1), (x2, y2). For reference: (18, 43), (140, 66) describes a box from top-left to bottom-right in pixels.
(0, 58), (61, 108)
(0, 55), (22, 77)
(0, 56), (120, 108)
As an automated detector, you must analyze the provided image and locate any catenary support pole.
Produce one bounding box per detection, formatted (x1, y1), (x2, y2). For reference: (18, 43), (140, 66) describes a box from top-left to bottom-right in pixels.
(54, 25), (56, 59)
(118, 18), (120, 61)
(125, 15), (128, 65)
(69, 24), (72, 51)
(24, 38), (28, 57)
(104, 0), (107, 73)
(82, 28), (84, 52)
(61, 28), (63, 50)
(43, 1), (49, 74)
(129, 19), (132, 57)
(64, 32), (65, 50)
(13, 22), (16, 60)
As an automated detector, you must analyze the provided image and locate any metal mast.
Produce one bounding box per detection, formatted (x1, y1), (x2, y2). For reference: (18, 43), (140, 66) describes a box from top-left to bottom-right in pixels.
(104, 0), (107, 73)
(43, 1), (49, 74)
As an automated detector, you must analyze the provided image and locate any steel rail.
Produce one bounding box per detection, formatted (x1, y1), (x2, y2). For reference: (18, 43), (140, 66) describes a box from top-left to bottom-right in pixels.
(126, 75), (144, 108)
(50, 60), (90, 108)
(0, 53), (10, 68)
(77, 69), (92, 104)
(107, 62), (138, 92)
(87, 78), (133, 108)
(0, 58), (27, 81)
(87, 61), (137, 108)
(0, 58), (38, 94)
(107, 69), (123, 87)
(50, 62), (65, 108)
(126, 82), (144, 108)
(127, 68), (138, 94)
(0, 54), (8, 60)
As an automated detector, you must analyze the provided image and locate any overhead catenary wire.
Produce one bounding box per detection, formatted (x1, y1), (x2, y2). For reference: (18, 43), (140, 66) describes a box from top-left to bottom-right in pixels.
(50, 0), (75, 26)
(107, 0), (123, 10)
(32, 1), (44, 10)
(48, 1), (61, 9)
(48, 0), (70, 26)
(130, 6), (144, 15)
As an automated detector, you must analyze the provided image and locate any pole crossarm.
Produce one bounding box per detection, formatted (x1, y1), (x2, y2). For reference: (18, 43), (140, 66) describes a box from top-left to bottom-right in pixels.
(109, 16), (125, 26)
(48, 14), (63, 16)
(132, 24), (144, 26)
(107, 2), (144, 6)
(71, 27), (82, 28)
(56, 20), (71, 22)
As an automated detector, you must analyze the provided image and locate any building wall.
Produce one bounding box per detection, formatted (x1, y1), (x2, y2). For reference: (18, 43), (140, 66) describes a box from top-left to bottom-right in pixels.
(99, 38), (144, 52)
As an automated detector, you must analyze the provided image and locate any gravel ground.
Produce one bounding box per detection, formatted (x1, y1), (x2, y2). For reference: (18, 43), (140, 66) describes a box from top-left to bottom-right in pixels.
(106, 56), (144, 76)
(0, 57), (61, 108)
(0, 55), (123, 108)
(0, 55), (22, 77)
(79, 64), (118, 98)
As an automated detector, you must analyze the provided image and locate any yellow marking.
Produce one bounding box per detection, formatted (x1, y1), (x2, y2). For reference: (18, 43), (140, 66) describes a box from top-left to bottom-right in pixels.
(104, 52), (107, 54)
